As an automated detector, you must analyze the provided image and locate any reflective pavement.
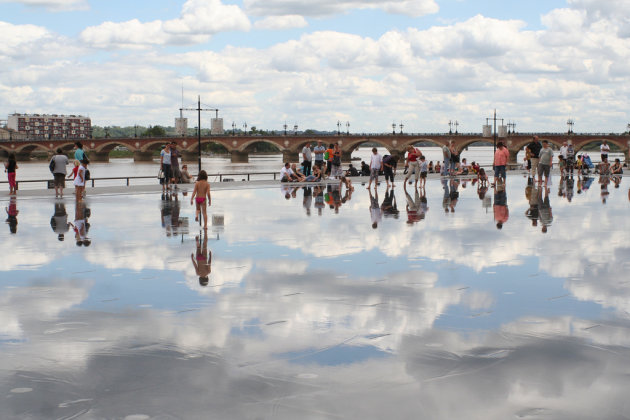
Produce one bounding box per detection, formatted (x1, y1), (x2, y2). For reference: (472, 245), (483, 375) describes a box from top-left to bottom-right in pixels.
(1, 174), (629, 419)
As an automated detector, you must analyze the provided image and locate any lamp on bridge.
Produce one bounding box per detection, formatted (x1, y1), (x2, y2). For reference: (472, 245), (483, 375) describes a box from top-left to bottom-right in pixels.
(399, 122), (404, 135)
(294, 124), (298, 135)
(243, 122), (247, 135)
(567, 119), (574, 135)
(337, 121), (341, 135)
(507, 121), (516, 135)
(392, 122), (396, 135)
(284, 122), (288, 136)
(346, 121), (350, 135)
(232, 121), (236, 136)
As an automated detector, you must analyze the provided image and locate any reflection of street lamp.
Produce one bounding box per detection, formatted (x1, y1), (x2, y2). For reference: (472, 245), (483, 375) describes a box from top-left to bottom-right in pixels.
(232, 121), (236, 136)
(346, 121), (350, 135)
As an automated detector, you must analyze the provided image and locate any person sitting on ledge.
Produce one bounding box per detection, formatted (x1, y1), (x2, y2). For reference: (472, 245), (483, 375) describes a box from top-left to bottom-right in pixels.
(360, 161), (370, 176)
(434, 162), (441, 175)
(280, 162), (295, 182)
(428, 161), (434, 173)
(610, 158), (623, 175)
(180, 164), (192, 183)
(291, 163), (306, 182)
(456, 158), (469, 175)
(345, 163), (359, 177)
(305, 164), (322, 182)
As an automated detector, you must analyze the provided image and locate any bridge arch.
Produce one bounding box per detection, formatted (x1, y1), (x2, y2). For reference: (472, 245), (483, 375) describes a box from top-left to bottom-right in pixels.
(238, 138), (284, 153)
(574, 138), (627, 155)
(343, 137), (394, 154)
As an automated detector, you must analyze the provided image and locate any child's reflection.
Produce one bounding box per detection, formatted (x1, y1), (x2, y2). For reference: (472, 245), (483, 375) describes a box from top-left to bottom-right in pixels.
(493, 181), (508, 230)
(50, 202), (70, 241)
(5, 196), (18, 234)
(69, 201), (91, 246)
(192, 231), (212, 286)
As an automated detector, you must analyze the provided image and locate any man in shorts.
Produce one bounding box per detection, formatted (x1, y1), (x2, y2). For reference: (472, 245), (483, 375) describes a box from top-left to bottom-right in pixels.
(538, 140), (553, 187)
(527, 136), (542, 182)
(366, 147), (383, 190)
(50, 148), (69, 198)
(404, 145), (421, 186)
(302, 142), (312, 177)
(313, 140), (326, 170)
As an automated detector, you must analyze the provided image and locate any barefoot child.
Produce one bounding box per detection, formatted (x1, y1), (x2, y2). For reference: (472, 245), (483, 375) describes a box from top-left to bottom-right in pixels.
(190, 170), (212, 228)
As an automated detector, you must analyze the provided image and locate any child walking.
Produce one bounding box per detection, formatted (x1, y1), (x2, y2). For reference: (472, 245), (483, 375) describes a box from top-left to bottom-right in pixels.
(190, 170), (212, 229)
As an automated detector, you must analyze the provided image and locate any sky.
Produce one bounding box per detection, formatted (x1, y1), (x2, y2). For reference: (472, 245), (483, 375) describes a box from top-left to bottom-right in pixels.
(1, 0), (629, 133)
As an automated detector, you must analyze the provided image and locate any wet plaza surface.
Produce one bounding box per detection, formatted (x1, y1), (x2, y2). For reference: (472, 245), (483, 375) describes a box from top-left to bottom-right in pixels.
(1, 174), (630, 419)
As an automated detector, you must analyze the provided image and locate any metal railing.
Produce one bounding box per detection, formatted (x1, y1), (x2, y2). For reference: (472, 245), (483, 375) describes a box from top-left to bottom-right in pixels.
(0, 171), (282, 189)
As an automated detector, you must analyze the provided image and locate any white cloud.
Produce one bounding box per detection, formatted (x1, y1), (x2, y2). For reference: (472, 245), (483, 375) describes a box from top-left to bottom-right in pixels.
(254, 15), (308, 30)
(79, 0), (250, 48)
(244, 0), (439, 18)
(0, 0), (87, 11)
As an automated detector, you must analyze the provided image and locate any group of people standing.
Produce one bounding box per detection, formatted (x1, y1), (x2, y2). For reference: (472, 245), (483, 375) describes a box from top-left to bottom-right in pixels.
(160, 142), (193, 192)
(48, 142), (89, 200)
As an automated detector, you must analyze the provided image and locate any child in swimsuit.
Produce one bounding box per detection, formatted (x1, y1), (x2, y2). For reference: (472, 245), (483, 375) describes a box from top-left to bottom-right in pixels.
(190, 169), (212, 229)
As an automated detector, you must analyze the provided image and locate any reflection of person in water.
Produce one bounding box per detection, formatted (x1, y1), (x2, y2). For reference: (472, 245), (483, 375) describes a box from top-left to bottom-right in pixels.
(369, 188), (381, 229)
(303, 187), (312, 216)
(449, 178), (460, 213)
(313, 185), (325, 216)
(493, 182), (508, 230)
(405, 186), (422, 224)
(538, 187), (553, 233)
(50, 202), (70, 241)
(525, 183), (539, 227)
(5, 196), (18, 234)
(69, 201), (91, 246)
(381, 187), (399, 219)
(192, 232), (212, 286)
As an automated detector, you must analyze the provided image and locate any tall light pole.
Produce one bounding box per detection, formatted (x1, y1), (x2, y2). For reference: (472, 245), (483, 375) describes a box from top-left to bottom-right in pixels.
(567, 118), (574, 134)
(454, 120), (459, 135)
(294, 123), (298, 135)
(399, 122), (404, 135)
(392, 122), (396, 135)
(346, 121), (350, 135)
(243, 122), (247, 135)
(283, 121), (288, 136)
(180, 95), (218, 173)
(486, 110), (504, 154)
(448, 120), (453, 135)
(337, 120), (341, 135)
(232, 121), (236, 136)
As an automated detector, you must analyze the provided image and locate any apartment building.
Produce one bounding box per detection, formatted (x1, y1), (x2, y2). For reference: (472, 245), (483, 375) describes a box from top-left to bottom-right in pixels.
(7, 113), (92, 139)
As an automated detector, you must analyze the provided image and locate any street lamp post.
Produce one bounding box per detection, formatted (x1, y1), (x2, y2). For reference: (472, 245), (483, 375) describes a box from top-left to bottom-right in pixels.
(448, 120), (453, 135)
(180, 95), (219, 172)
(392, 122), (396, 135)
(337, 121), (341, 135)
(567, 119), (574, 134)
(232, 121), (236, 136)
(284, 122), (288, 136)
(486, 109), (504, 155)
(243, 122), (247, 135)
(454, 120), (459, 135)
(294, 124), (298, 135)
(346, 121), (350, 135)
(399, 122), (404, 135)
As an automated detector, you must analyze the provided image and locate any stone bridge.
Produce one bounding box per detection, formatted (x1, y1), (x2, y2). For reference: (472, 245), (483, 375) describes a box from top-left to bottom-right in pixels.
(1, 133), (628, 163)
